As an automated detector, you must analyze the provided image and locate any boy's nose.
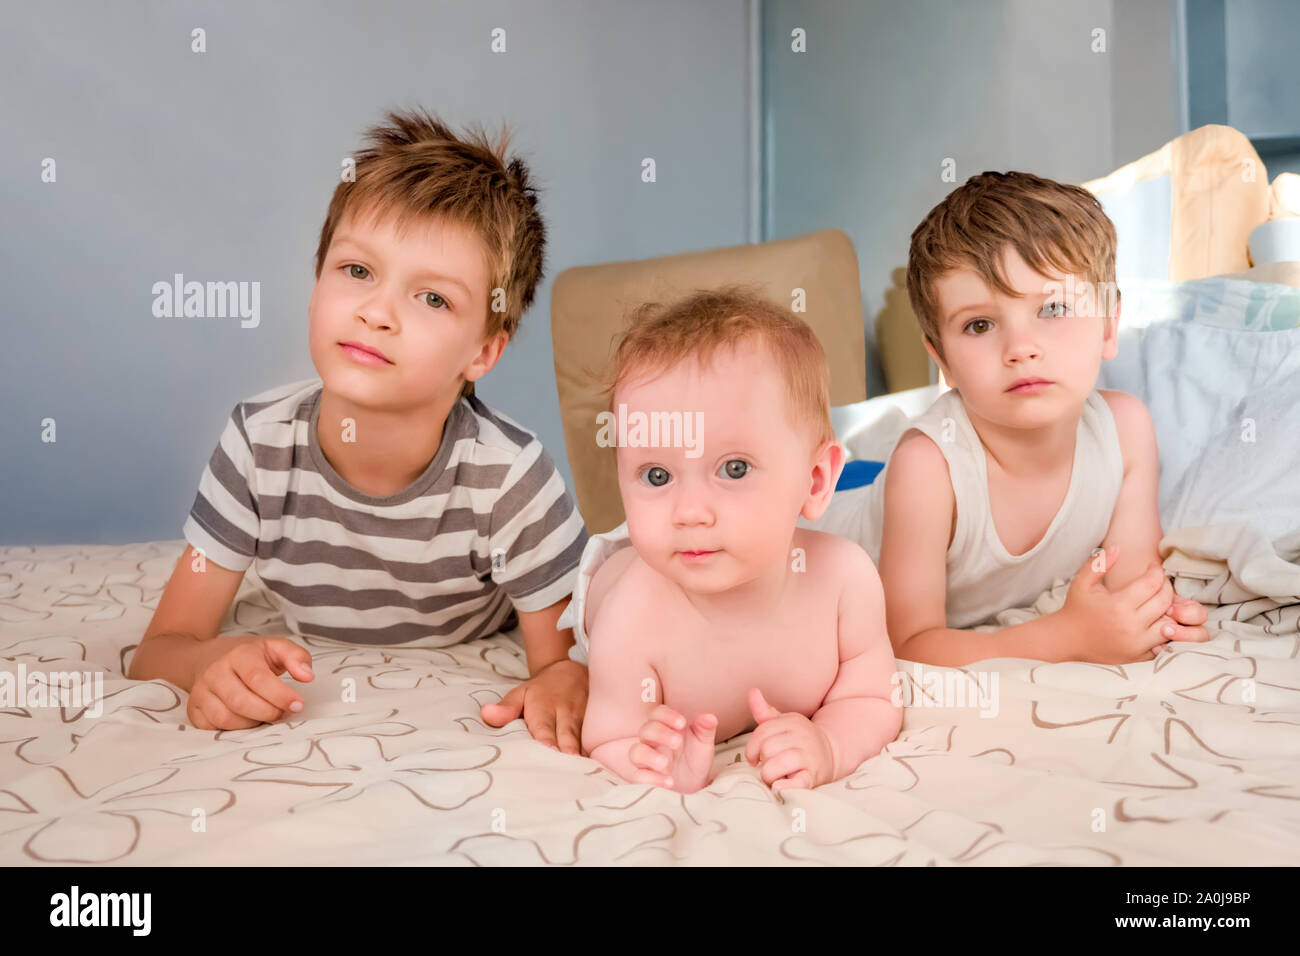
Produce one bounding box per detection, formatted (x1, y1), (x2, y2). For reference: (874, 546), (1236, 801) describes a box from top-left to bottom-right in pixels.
(1004, 333), (1042, 363)
(358, 308), (395, 331)
(357, 290), (398, 330)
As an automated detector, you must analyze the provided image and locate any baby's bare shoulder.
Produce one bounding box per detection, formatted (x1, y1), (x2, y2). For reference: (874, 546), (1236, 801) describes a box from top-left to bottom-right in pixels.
(588, 547), (674, 633)
(792, 527), (877, 580)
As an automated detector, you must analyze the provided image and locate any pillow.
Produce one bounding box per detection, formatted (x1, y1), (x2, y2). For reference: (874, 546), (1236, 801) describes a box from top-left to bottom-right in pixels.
(1116, 275), (1300, 332)
(835, 459), (884, 491)
(1249, 218), (1300, 266)
(1098, 281), (1300, 539)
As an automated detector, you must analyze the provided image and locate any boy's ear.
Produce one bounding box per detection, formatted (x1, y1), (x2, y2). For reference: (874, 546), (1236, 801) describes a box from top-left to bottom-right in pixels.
(801, 439), (847, 522)
(922, 336), (952, 386)
(1101, 295), (1121, 360)
(464, 330), (509, 384)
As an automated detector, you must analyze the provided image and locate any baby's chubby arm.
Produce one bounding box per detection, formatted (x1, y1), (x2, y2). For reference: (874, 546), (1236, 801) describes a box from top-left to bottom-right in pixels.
(582, 628), (659, 782)
(580, 550), (717, 790)
(808, 542), (903, 781)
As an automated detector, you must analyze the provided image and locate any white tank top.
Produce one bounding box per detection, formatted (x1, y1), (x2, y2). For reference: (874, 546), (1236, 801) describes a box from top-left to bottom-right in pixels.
(819, 389), (1124, 628)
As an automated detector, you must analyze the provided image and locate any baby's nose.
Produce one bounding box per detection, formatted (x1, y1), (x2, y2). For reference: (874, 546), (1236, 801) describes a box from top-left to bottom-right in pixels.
(670, 484), (714, 526)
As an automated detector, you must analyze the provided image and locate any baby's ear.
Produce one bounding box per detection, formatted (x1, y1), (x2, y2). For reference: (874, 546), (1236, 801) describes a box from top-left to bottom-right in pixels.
(801, 439), (846, 522)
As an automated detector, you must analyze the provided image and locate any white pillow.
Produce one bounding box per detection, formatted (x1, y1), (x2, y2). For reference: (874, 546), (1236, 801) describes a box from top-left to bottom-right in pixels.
(1098, 286), (1300, 539)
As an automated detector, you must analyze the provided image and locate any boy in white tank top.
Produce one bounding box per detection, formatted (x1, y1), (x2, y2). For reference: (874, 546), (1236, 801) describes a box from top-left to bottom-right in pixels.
(824, 171), (1210, 667)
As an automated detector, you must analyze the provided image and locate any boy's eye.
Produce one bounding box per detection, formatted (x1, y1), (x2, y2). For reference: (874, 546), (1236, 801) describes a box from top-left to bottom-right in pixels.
(640, 466), (671, 487)
(963, 318), (992, 335)
(346, 264), (369, 280)
(424, 292), (447, 310)
(719, 459), (750, 480)
(1040, 300), (1069, 317)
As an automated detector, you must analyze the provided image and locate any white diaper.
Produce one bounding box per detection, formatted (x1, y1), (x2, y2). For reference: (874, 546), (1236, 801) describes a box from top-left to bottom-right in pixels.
(557, 521), (634, 665)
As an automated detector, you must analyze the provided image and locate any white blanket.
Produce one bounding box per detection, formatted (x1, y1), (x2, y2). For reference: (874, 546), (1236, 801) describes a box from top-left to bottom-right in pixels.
(1, 529), (1297, 865)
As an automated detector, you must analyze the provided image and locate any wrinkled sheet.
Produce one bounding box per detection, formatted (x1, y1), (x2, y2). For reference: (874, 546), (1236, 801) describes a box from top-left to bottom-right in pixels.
(1, 531), (1297, 865)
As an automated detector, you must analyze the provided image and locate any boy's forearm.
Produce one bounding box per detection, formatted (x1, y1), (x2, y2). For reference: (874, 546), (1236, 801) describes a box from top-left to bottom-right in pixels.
(517, 598), (577, 675)
(527, 633), (576, 675)
(896, 609), (1080, 666)
(812, 697), (903, 781)
(128, 632), (254, 691)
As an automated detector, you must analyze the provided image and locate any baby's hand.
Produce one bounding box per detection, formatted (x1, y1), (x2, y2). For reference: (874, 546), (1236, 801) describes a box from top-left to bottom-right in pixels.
(629, 704), (717, 793)
(744, 688), (834, 792)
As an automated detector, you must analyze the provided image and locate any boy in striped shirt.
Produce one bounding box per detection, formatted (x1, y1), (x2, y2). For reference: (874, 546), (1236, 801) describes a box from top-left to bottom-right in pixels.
(130, 109), (589, 750)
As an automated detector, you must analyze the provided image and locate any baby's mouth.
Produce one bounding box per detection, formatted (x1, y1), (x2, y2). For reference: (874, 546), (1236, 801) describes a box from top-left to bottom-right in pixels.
(677, 549), (720, 563)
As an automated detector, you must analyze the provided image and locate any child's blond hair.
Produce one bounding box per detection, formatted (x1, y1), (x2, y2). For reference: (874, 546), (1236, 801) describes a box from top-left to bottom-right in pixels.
(314, 107), (546, 390)
(607, 287), (835, 446)
(907, 170), (1118, 357)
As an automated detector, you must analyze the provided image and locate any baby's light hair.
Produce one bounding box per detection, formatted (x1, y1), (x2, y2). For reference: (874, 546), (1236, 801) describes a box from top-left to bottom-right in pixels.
(606, 287), (836, 447)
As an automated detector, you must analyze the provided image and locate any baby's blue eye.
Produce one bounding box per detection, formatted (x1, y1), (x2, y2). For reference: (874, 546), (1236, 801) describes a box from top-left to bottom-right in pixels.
(963, 318), (992, 335)
(347, 264), (369, 280)
(1040, 300), (1069, 318)
(719, 459), (749, 479)
(640, 466), (671, 487)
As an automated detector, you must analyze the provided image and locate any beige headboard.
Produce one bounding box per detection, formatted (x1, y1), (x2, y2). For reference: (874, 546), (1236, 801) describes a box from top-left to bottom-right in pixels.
(551, 230), (867, 534)
(1081, 123), (1271, 280)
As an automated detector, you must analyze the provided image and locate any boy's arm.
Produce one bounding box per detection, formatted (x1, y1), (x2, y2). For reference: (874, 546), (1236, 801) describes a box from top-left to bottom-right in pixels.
(480, 438), (592, 747)
(493, 598), (589, 755)
(809, 545), (903, 781)
(129, 545), (255, 689)
(1096, 390), (1164, 589)
(516, 597), (578, 674)
(880, 431), (1082, 666)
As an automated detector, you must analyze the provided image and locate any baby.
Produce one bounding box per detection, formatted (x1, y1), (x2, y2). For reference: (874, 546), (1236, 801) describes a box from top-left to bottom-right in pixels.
(561, 290), (903, 793)
(814, 171), (1210, 667)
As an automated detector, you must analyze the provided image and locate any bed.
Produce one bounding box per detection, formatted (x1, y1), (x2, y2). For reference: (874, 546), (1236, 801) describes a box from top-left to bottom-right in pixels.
(3, 129), (1299, 867)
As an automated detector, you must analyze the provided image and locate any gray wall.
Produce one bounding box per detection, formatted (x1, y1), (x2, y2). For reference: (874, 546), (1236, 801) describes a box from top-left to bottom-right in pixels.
(1225, 0), (1300, 175)
(763, 0), (1180, 394)
(1225, 0), (1300, 138)
(0, 0), (754, 545)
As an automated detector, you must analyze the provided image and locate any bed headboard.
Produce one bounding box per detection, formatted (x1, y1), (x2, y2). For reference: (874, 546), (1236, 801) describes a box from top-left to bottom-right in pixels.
(551, 230), (867, 534)
(1082, 124), (1272, 282)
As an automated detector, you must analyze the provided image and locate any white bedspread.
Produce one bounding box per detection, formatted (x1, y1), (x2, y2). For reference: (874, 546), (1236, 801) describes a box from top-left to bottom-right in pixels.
(1, 531), (1297, 866)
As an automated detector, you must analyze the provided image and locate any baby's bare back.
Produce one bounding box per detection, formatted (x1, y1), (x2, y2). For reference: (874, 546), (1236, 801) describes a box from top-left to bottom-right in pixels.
(588, 529), (847, 743)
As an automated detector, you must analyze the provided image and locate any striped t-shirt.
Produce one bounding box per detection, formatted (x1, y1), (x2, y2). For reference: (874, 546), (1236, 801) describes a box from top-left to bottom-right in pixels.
(182, 379), (588, 646)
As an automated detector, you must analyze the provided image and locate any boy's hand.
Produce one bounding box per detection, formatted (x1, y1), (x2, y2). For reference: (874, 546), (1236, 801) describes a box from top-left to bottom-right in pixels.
(1150, 593), (1212, 654)
(628, 704), (717, 792)
(188, 636), (315, 731)
(1168, 593), (1209, 628)
(1061, 546), (1189, 663)
(480, 658), (588, 755)
(744, 688), (834, 792)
